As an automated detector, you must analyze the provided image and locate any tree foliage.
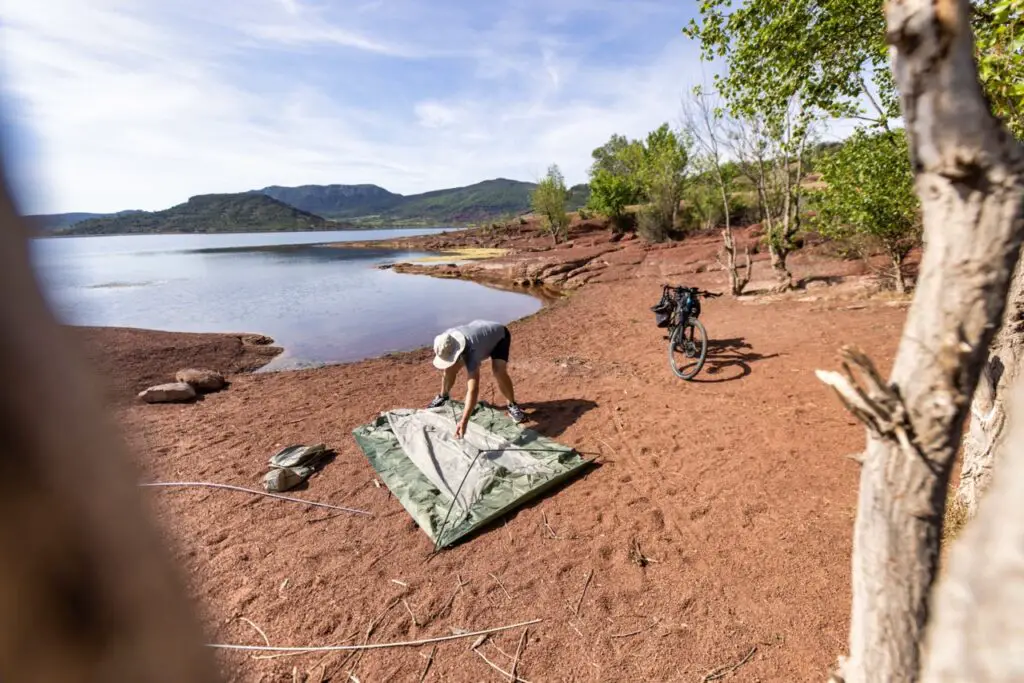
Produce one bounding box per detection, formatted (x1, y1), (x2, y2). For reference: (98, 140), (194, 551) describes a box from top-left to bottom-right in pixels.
(636, 124), (691, 242)
(974, 0), (1024, 138)
(814, 129), (921, 292)
(531, 164), (571, 244)
(586, 135), (645, 232)
(684, 0), (1024, 137)
(586, 125), (690, 241)
(684, 0), (895, 126)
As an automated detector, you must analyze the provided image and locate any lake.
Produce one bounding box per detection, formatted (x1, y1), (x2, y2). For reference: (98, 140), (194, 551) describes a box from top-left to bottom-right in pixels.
(30, 229), (543, 371)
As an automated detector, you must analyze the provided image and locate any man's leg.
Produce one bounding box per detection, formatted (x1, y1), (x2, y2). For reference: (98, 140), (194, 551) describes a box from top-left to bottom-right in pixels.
(428, 364), (460, 408)
(491, 359), (517, 405)
(490, 327), (524, 423)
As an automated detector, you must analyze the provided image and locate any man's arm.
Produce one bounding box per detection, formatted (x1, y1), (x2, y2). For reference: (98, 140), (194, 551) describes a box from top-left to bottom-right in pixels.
(456, 369), (480, 437)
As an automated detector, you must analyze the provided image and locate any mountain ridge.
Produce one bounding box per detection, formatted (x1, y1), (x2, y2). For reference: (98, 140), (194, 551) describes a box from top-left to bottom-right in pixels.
(30, 177), (593, 234)
(55, 193), (347, 236)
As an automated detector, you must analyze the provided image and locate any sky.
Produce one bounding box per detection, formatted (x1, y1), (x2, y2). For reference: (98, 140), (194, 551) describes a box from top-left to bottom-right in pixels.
(0, 0), (858, 215)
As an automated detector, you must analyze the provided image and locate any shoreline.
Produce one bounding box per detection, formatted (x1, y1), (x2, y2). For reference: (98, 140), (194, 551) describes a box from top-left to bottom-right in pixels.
(34, 225), (463, 239)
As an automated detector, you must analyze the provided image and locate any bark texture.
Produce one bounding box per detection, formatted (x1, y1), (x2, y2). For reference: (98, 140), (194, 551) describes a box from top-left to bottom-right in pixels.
(722, 225), (752, 296)
(957, 256), (1024, 516)
(817, 0), (1024, 681)
(0, 170), (219, 681)
(922, 382), (1024, 681)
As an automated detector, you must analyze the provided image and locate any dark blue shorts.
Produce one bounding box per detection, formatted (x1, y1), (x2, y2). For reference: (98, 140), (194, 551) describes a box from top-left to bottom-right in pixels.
(490, 327), (511, 363)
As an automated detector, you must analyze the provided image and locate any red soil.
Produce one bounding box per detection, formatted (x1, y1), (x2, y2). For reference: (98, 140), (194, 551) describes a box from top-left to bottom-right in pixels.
(84, 222), (913, 682)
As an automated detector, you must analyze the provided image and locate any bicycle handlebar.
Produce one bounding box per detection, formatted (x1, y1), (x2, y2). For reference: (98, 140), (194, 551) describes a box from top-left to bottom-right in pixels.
(661, 283), (722, 299)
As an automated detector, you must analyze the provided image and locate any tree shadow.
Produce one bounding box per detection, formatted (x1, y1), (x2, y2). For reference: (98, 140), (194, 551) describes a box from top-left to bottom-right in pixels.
(517, 398), (599, 439)
(689, 337), (780, 383)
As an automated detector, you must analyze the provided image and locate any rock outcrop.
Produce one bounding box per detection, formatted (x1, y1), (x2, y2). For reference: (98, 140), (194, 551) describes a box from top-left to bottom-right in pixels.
(175, 368), (226, 393)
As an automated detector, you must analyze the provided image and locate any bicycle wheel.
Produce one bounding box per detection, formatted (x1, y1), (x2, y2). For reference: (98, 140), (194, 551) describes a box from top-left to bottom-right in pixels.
(668, 318), (708, 380)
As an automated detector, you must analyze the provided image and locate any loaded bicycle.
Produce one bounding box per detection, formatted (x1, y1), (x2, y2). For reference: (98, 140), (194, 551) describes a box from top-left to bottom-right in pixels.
(651, 284), (721, 380)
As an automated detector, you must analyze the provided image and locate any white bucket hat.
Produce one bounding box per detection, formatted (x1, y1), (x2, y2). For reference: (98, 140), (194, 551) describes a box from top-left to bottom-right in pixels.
(432, 329), (467, 369)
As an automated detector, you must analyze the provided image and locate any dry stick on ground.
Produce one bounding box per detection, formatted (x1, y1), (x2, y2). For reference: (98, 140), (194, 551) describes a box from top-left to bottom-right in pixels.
(490, 573), (513, 600)
(542, 511), (559, 539)
(403, 599), (420, 628)
(574, 569), (593, 616)
(473, 647), (533, 683)
(418, 645), (436, 682)
(238, 617), (271, 648)
(140, 482), (372, 516)
(432, 575), (470, 621)
(209, 619), (544, 653)
(349, 597), (401, 674)
(511, 628), (528, 682)
(701, 646), (756, 682)
(814, 1), (1024, 680)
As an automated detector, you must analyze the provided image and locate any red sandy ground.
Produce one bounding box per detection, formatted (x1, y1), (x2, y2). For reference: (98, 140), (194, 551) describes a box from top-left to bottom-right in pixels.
(78, 223), (914, 682)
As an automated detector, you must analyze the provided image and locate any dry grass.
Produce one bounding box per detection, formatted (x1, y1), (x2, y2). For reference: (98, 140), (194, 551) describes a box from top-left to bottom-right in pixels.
(409, 247), (507, 263)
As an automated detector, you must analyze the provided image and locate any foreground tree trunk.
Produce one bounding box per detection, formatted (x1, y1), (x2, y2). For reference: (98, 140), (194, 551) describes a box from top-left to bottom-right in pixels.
(0, 169), (219, 681)
(957, 257), (1024, 516)
(922, 381), (1024, 681)
(816, 0), (1024, 681)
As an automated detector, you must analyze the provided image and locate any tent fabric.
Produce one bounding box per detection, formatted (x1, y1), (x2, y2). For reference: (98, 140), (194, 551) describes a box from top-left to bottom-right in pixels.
(353, 401), (590, 549)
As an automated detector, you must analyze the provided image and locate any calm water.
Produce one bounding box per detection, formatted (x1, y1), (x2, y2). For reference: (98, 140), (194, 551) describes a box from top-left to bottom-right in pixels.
(30, 229), (542, 371)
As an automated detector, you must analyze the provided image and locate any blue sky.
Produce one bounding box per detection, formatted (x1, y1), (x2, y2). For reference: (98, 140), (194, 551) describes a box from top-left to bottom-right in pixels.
(1, 0), (857, 215)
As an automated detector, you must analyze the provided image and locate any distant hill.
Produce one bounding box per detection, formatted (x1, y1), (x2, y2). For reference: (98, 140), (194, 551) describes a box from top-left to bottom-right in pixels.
(59, 193), (346, 236)
(258, 184), (403, 217)
(27, 211), (130, 233)
(258, 178), (592, 225)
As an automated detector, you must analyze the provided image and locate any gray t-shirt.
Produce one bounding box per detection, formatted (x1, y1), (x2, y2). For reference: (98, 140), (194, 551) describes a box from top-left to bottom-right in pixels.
(454, 320), (507, 372)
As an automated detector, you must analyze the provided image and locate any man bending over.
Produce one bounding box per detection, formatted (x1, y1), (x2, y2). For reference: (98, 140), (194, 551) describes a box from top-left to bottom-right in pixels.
(428, 320), (526, 437)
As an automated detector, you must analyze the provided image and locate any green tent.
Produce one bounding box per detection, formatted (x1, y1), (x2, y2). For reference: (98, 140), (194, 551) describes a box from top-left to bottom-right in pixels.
(353, 401), (591, 549)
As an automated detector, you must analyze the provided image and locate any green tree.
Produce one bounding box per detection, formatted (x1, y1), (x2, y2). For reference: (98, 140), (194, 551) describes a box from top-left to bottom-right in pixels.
(974, 0), (1024, 139)
(727, 104), (816, 289)
(586, 135), (644, 233)
(815, 129), (921, 293)
(684, 0), (1023, 137)
(531, 165), (571, 245)
(587, 169), (636, 233)
(684, 85), (750, 295)
(636, 124), (690, 242)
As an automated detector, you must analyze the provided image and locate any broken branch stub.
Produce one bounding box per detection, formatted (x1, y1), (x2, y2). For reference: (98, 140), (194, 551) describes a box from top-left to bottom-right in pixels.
(819, 0), (1024, 681)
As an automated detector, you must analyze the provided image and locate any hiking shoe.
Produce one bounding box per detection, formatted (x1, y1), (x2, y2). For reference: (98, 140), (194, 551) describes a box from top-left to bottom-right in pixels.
(507, 403), (526, 424)
(428, 393), (449, 409)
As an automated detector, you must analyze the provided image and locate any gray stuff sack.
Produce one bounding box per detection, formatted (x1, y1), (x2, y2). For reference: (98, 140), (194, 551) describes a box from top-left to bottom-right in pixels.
(263, 443), (330, 493)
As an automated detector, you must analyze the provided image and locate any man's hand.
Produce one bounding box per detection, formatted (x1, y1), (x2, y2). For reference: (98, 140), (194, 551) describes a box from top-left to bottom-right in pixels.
(454, 420), (468, 439)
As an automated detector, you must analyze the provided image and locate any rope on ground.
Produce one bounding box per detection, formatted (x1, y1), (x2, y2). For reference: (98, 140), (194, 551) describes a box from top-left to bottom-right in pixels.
(207, 618), (543, 653)
(139, 481), (372, 516)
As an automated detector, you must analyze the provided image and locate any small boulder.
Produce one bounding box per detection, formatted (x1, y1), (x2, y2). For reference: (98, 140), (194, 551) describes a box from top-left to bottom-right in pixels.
(175, 368), (226, 393)
(139, 382), (196, 404)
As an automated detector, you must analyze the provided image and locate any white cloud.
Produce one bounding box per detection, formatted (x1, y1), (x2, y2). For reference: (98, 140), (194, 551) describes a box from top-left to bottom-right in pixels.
(0, 0), (854, 215)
